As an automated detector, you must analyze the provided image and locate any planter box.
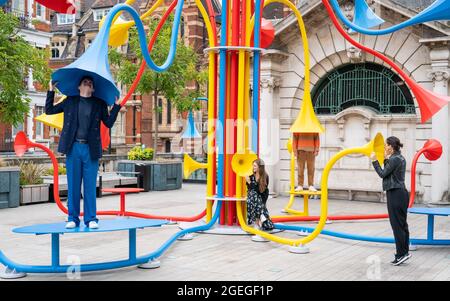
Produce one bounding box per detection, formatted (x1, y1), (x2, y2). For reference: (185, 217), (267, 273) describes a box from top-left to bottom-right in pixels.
(118, 160), (182, 191)
(0, 167), (20, 209)
(20, 184), (49, 205)
(150, 161), (182, 191)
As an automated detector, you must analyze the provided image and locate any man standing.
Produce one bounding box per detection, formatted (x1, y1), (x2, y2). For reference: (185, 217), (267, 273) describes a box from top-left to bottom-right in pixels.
(293, 132), (320, 192)
(46, 76), (121, 229)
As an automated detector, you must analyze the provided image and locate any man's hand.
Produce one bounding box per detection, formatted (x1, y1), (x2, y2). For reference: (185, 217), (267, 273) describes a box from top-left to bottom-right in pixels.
(370, 152), (377, 161)
(49, 80), (58, 91)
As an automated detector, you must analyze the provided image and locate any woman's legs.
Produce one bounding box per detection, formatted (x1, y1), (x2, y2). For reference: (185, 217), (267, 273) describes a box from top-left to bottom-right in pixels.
(387, 188), (410, 257)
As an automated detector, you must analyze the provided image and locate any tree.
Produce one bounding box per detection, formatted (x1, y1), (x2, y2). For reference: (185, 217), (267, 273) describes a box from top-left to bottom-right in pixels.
(0, 9), (51, 126)
(110, 15), (207, 154)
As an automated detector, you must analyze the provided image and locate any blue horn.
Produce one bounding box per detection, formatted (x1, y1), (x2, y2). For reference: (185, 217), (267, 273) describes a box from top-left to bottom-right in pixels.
(351, 0), (385, 32)
(328, 0), (450, 35)
(181, 111), (202, 139)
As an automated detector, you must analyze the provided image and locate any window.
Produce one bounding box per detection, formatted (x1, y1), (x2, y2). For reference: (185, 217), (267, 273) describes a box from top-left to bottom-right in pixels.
(57, 14), (75, 25)
(36, 3), (45, 20)
(93, 8), (111, 22)
(312, 63), (416, 115)
(51, 48), (60, 58)
(12, 123), (24, 137)
(167, 100), (172, 124)
(35, 106), (44, 139)
(12, 0), (25, 12)
(165, 139), (171, 153)
(158, 98), (163, 125)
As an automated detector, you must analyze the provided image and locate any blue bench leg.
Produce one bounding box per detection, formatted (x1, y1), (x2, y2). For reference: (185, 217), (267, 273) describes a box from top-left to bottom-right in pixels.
(427, 215), (434, 242)
(129, 229), (136, 261)
(51, 233), (60, 268)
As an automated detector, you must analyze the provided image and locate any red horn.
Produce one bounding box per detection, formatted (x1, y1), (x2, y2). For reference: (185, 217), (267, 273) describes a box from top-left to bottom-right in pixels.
(323, 0), (450, 124)
(14, 131), (34, 157)
(422, 139), (443, 161)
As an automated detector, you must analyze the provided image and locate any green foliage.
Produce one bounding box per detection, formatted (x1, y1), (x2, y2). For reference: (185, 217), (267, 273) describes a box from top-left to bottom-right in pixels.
(19, 161), (45, 186)
(127, 146), (154, 161)
(0, 10), (51, 126)
(109, 14), (207, 114)
(45, 164), (67, 176)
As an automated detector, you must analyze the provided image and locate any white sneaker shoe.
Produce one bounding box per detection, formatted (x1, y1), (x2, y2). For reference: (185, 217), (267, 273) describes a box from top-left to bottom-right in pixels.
(65, 221), (77, 229)
(294, 186), (303, 192)
(309, 186), (317, 192)
(88, 221), (99, 229)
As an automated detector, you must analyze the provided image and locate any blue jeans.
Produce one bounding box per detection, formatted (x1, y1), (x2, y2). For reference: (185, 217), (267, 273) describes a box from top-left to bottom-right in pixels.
(66, 142), (99, 226)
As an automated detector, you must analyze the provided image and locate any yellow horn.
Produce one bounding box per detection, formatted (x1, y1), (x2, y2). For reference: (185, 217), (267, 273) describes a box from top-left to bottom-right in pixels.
(361, 132), (385, 166)
(183, 153), (207, 179)
(231, 151), (258, 177)
(100, 15), (131, 47)
(34, 96), (66, 131)
(290, 92), (325, 134)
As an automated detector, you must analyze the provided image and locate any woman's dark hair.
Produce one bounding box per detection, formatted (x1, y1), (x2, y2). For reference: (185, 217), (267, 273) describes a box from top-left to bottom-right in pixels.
(253, 159), (268, 193)
(386, 136), (404, 152)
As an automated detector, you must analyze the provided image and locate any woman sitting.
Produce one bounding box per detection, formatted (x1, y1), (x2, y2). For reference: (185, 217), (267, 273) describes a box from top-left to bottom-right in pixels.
(246, 159), (274, 231)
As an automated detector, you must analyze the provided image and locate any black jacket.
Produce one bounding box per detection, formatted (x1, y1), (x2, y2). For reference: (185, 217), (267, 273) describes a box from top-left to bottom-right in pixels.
(372, 151), (406, 191)
(247, 174), (269, 205)
(45, 91), (121, 160)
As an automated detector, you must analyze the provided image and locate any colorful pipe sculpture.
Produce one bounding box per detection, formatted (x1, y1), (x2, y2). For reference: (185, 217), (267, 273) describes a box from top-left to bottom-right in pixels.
(323, 0), (450, 123)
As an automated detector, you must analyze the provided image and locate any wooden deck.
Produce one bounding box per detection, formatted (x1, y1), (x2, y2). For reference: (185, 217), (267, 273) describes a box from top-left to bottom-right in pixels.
(0, 183), (448, 281)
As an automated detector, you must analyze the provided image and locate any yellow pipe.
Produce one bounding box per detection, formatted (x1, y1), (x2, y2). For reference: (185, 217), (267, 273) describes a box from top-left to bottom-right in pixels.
(194, 0), (216, 222)
(237, 144), (378, 246)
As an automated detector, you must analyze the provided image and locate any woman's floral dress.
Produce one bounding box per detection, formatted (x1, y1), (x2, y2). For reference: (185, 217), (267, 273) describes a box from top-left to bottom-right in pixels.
(246, 175), (274, 231)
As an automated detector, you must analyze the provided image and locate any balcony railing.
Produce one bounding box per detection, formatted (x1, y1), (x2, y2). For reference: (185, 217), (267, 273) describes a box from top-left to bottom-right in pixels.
(3, 7), (32, 29)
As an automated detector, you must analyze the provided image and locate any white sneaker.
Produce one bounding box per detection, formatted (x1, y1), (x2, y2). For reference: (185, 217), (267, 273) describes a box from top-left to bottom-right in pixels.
(309, 186), (317, 192)
(88, 221), (99, 229)
(65, 221), (77, 229)
(294, 186), (303, 192)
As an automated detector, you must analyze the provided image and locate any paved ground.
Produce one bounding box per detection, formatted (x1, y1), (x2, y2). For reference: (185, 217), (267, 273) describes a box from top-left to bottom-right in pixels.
(0, 183), (449, 281)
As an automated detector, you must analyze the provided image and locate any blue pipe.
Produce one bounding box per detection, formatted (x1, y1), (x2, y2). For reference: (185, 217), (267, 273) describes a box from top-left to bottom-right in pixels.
(328, 0), (450, 36)
(274, 223), (450, 246)
(252, 0), (262, 153)
(217, 0), (228, 199)
(100, 2), (184, 72)
(0, 202), (223, 274)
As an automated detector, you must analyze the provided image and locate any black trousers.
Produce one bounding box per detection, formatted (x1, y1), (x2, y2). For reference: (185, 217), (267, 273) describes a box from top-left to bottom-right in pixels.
(386, 188), (410, 257)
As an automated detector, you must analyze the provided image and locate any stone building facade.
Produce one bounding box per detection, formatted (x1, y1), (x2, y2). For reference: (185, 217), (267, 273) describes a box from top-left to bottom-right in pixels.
(261, 0), (450, 204)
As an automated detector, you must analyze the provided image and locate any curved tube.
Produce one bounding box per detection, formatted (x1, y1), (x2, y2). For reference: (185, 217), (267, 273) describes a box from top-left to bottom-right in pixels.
(0, 202), (222, 274)
(327, 0), (449, 36)
(101, 2), (184, 72)
(274, 224), (450, 246)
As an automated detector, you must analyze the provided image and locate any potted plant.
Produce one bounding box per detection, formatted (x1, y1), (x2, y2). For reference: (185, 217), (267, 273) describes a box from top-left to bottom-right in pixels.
(19, 161), (49, 205)
(0, 158), (20, 209)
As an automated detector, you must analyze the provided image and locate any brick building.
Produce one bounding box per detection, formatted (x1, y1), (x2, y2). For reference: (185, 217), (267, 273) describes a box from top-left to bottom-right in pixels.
(0, 0), (52, 152)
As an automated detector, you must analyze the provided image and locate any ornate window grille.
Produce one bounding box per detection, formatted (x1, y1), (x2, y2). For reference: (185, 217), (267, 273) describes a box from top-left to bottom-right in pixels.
(312, 63), (416, 115)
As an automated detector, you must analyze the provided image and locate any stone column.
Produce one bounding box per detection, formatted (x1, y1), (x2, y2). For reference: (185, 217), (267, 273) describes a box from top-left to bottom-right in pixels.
(259, 76), (280, 193)
(429, 47), (450, 203)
